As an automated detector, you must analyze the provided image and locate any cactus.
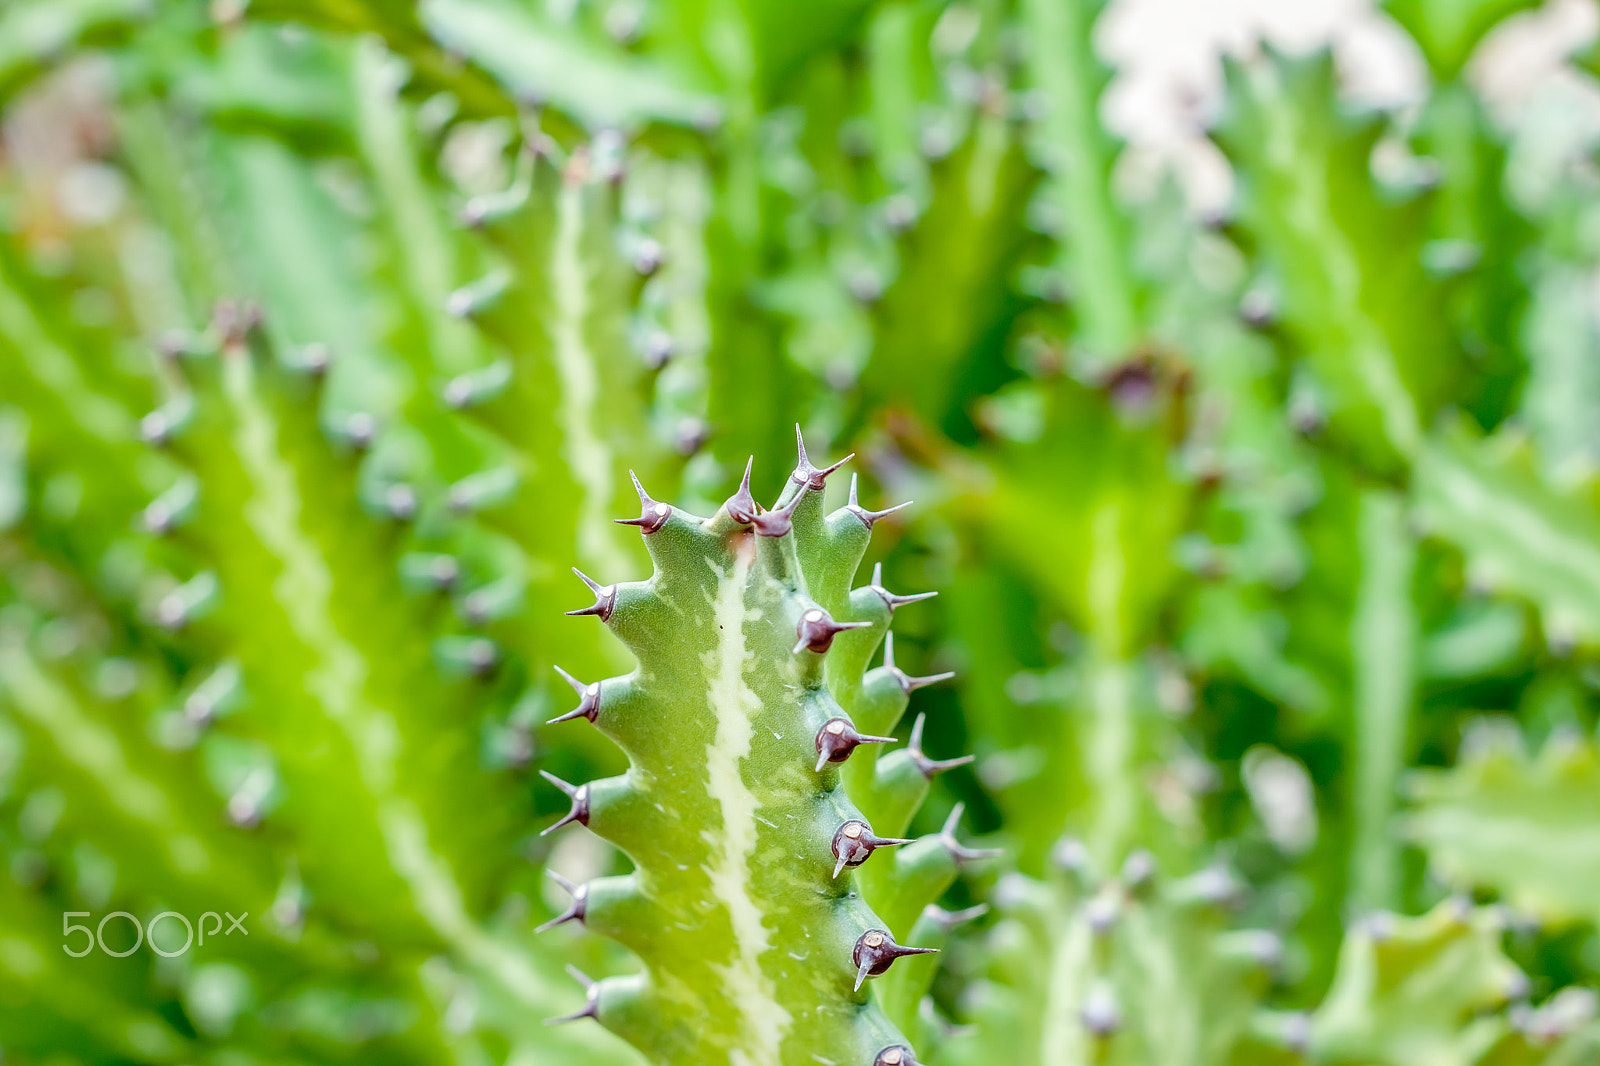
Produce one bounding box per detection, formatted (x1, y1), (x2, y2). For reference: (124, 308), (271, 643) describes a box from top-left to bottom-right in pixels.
(6, 0), (1600, 1064)
(1407, 720), (1600, 928)
(534, 437), (984, 1065)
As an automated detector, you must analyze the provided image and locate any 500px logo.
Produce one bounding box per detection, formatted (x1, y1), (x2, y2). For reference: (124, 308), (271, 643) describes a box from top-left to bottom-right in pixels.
(62, 911), (248, 958)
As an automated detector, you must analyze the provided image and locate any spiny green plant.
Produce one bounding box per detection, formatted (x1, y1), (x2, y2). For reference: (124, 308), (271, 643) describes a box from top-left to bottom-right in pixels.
(0, 6), (685, 1063)
(6, 0), (1600, 1064)
(534, 436), (989, 1065)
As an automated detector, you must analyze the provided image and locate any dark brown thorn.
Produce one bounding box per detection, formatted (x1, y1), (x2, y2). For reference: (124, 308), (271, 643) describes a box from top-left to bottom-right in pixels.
(869, 561), (938, 612)
(936, 803), (1002, 864)
(565, 567), (617, 622)
(724, 457), (758, 525)
(882, 632), (957, 693)
(538, 770), (591, 836)
(614, 470), (670, 533)
(793, 608), (872, 654)
(847, 474), (912, 529)
(832, 821), (915, 877)
(922, 902), (990, 931)
(752, 491), (802, 538)
(535, 870), (589, 933)
(545, 965), (600, 1025)
(791, 424), (853, 491)
(814, 717), (897, 772)
(852, 929), (939, 990)
(548, 666), (601, 724)
(874, 1047), (919, 1066)
(907, 713), (975, 778)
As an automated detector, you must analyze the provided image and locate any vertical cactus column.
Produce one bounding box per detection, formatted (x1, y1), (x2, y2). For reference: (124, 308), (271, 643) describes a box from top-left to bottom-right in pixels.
(542, 434), (969, 1066)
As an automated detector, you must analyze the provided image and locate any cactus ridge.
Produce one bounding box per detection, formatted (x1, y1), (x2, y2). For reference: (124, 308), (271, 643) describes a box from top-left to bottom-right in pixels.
(543, 430), (956, 1065)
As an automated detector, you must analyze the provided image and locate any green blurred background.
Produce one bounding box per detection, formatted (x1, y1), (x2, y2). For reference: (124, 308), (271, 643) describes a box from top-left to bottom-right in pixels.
(2, 0), (1600, 1062)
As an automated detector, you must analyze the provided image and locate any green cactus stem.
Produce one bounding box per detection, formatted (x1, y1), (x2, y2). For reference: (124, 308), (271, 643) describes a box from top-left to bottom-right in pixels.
(539, 433), (970, 1066)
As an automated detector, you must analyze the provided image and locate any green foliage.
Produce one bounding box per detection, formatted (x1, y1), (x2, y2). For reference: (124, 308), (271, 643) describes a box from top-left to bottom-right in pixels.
(533, 447), (968, 1064)
(2, 0), (1599, 1064)
(1408, 722), (1600, 928)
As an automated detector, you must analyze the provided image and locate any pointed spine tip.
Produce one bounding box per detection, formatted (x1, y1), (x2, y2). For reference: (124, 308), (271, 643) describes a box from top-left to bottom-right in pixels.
(792, 426), (852, 490)
(883, 633), (956, 693)
(545, 966), (600, 1025)
(615, 470), (670, 532)
(937, 803), (1002, 864)
(565, 567), (617, 621)
(848, 474), (912, 528)
(724, 456), (758, 524)
(907, 713), (975, 777)
(923, 902), (990, 931)
(868, 562), (938, 612)
(535, 869), (588, 933)
(538, 771), (590, 836)
(549, 666), (601, 724)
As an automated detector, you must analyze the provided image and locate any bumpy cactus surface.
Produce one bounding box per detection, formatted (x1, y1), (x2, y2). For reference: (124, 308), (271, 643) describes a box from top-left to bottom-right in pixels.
(7, 0), (1600, 1063)
(538, 437), (985, 1065)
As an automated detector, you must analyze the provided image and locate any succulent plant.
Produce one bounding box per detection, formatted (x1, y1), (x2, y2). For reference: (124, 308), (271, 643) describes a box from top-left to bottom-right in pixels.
(5, 0), (1600, 1064)
(533, 437), (991, 1065)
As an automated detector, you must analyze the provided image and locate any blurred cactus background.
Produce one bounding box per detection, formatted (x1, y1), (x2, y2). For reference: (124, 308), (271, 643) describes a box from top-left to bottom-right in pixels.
(4, 0), (1600, 1062)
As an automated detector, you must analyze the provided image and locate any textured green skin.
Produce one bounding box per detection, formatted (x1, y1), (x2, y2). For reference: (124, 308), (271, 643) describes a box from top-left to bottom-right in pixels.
(1408, 722), (1600, 928)
(944, 864), (1277, 1066)
(0, 10), (651, 1064)
(7, 0), (1600, 1063)
(550, 461), (951, 1064)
